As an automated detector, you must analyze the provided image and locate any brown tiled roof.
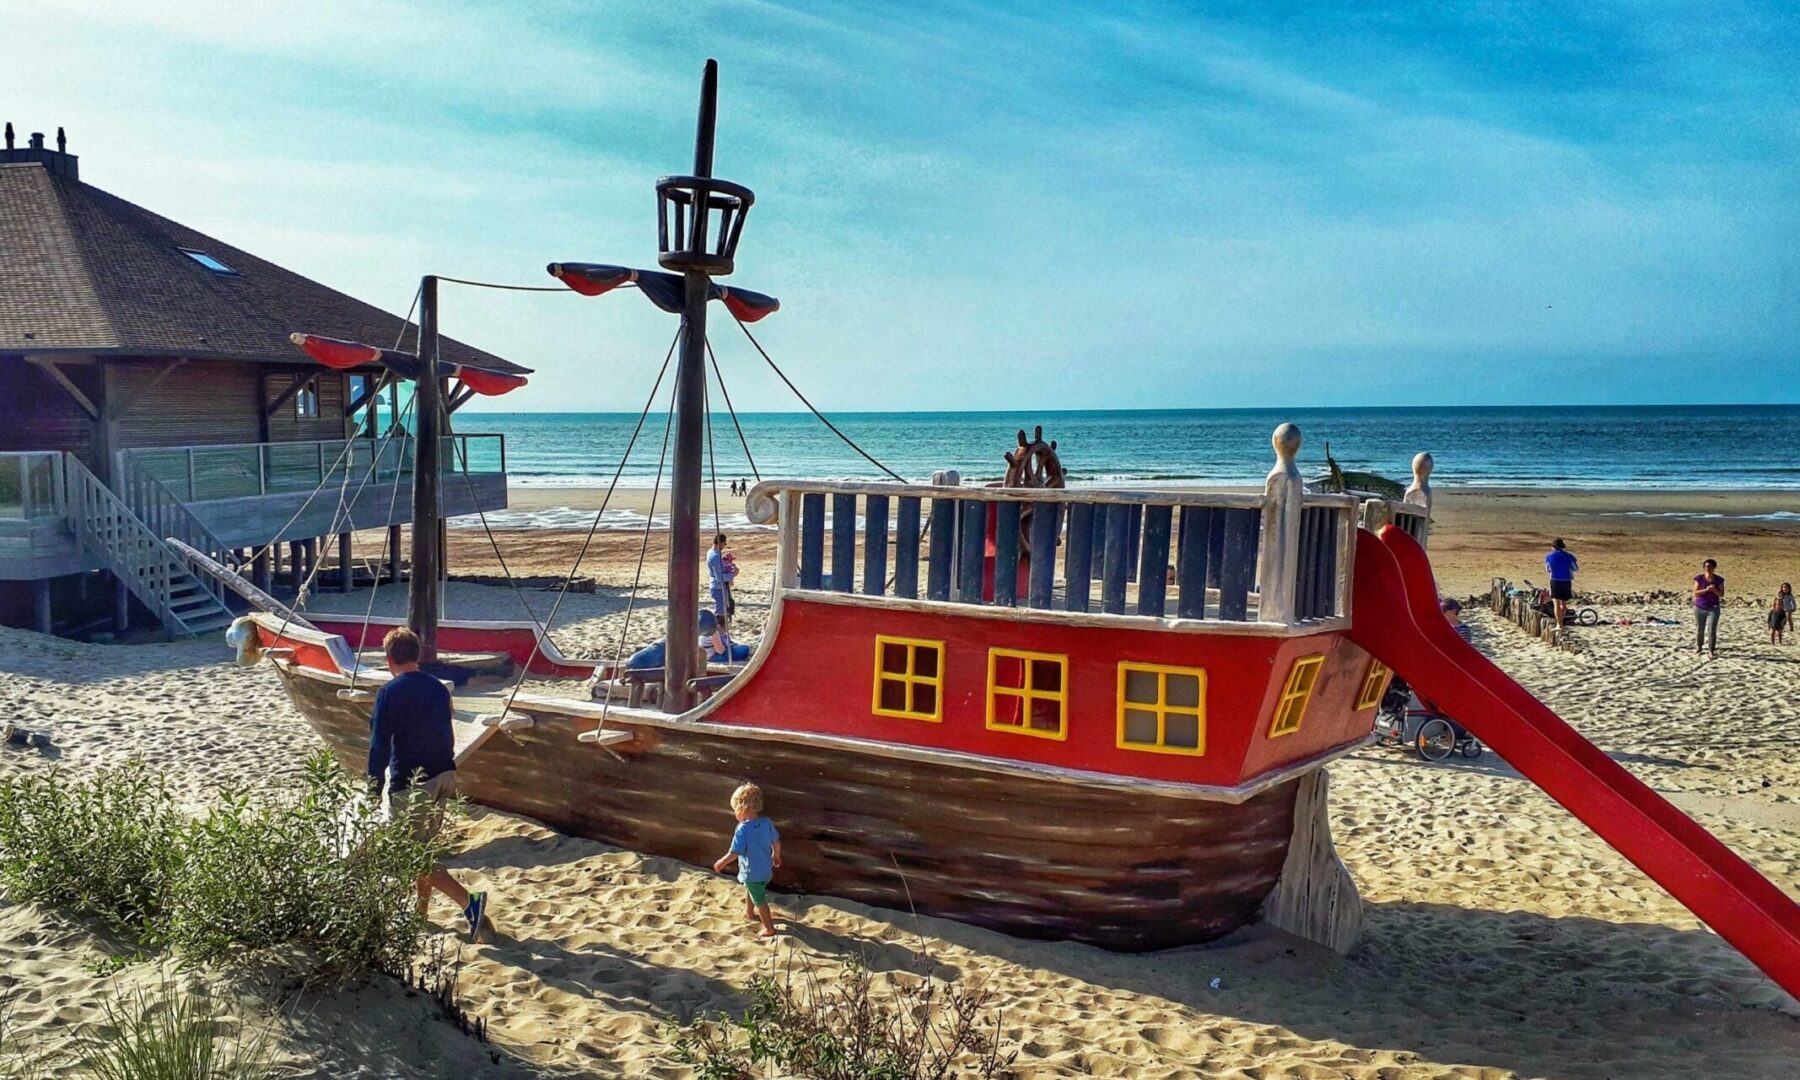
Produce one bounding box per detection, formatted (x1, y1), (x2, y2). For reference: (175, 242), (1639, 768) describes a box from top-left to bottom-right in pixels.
(0, 162), (528, 374)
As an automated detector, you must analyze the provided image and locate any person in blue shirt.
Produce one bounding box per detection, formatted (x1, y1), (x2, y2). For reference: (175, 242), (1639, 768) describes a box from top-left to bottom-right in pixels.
(713, 781), (782, 937)
(707, 533), (733, 626)
(368, 627), (493, 943)
(1544, 538), (1579, 629)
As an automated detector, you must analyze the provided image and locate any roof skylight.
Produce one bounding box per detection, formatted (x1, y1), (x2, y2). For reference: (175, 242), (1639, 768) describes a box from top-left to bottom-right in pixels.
(178, 248), (238, 275)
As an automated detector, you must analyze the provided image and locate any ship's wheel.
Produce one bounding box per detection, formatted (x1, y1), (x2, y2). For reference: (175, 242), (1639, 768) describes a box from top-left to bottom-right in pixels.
(1002, 427), (1064, 561)
(1003, 426), (1065, 490)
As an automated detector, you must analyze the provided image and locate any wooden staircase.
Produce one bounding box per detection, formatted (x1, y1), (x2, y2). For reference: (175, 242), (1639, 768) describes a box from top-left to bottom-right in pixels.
(64, 456), (236, 637)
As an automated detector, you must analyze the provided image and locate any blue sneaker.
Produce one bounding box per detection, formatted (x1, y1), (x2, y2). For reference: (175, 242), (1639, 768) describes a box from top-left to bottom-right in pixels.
(464, 891), (491, 943)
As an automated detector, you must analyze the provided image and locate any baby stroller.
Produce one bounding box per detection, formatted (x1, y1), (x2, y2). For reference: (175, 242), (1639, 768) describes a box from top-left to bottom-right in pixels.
(1373, 674), (1483, 762)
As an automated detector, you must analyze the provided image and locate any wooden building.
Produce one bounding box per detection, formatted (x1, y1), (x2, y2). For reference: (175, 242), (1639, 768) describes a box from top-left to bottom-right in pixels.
(0, 126), (525, 635)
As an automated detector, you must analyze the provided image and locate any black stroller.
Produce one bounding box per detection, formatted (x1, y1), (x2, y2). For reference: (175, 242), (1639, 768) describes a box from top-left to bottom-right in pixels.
(1372, 674), (1483, 761)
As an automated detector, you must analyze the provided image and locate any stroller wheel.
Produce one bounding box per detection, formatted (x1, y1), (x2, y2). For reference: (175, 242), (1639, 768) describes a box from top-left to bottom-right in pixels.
(1415, 718), (1456, 762)
(1460, 739), (1484, 760)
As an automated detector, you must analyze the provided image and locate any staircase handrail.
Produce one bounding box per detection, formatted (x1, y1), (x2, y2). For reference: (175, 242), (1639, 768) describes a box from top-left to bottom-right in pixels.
(118, 457), (237, 603)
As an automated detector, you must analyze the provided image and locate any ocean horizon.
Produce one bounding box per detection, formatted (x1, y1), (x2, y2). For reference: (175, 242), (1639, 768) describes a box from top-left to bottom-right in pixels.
(456, 404), (1800, 493)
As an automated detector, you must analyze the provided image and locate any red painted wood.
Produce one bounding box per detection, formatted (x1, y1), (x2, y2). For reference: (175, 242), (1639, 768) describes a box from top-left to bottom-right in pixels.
(304, 615), (596, 678)
(708, 598), (1370, 788)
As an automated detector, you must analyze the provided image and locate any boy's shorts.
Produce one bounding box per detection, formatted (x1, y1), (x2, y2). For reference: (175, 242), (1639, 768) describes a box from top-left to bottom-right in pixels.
(743, 880), (769, 905)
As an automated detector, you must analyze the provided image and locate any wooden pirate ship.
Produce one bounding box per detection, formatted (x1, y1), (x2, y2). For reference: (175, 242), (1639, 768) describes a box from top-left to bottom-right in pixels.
(187, 61), (1800, 990)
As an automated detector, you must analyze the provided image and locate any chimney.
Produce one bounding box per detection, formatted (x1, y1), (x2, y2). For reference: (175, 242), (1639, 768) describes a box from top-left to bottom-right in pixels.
(1, 124), (79, 180)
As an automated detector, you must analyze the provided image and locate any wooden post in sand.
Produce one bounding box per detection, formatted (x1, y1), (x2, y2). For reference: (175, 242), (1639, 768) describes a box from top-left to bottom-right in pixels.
(1258, 423), (1304, 625)
(338, 532), (353, 593)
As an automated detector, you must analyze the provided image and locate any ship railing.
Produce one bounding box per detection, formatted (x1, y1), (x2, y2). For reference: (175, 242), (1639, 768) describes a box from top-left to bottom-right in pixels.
(746, 478), (1361, 629)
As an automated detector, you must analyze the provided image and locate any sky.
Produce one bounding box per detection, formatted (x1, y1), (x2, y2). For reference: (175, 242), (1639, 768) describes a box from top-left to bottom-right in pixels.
(6, 0), (1797, 412)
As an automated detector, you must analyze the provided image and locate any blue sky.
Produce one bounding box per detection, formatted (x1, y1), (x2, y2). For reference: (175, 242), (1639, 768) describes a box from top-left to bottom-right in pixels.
(7, 1), (1796, 411)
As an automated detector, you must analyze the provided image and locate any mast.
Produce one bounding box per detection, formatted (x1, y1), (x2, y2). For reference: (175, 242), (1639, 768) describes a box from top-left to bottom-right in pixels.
(662, 60), (721, 712)
(409, 274), (443, 661)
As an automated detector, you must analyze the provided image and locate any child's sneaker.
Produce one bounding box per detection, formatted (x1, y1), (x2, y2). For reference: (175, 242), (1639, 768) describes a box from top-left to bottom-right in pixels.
(464, 892), (492, 943)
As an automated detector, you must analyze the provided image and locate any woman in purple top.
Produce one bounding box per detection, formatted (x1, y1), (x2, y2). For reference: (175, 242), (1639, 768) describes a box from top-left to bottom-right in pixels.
(1693, 558), (1724, 657)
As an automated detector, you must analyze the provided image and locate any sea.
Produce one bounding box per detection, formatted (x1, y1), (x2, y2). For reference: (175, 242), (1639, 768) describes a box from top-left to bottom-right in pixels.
(448, 404), (1800, 531)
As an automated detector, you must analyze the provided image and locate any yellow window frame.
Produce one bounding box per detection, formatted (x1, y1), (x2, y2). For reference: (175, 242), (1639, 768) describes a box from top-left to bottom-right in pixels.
(1268, 654), (1325, 738)
(1116, 662), (1207, 756)
(986, 648), (1069, 741)
(1354, 658), (1390, 711)
(871, 635), (945, 722)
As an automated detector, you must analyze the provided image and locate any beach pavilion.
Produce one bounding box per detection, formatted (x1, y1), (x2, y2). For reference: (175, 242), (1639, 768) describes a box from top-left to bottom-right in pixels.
(0, 126), (526, 636)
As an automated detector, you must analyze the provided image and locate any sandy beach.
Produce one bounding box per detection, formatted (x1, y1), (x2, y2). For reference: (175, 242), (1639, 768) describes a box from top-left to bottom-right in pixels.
(2, 485), (1798, 1077)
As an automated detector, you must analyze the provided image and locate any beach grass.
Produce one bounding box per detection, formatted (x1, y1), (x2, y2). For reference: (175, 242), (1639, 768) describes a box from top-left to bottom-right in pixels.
(0, 752), (443, 983)
(666, 954), (1017, 1080)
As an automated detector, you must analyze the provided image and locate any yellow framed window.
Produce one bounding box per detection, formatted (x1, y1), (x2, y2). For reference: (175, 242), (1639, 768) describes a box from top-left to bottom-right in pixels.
(1268, 654), (1325, 738)
(1117, 663), (1207, 755)
(1354, 658), (1390, 711)
(871, 635), (945, 722)
(986, 648), (1068, 740)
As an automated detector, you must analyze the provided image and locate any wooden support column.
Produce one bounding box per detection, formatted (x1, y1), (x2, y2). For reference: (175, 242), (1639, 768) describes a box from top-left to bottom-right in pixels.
(387, 525), (403, 585)
(254, 549), (272, 593)
(338, 532), (354, 592)
(33, 579), (53, 635)
(287, 541), (303, 593)
(113, 575), (129, 631)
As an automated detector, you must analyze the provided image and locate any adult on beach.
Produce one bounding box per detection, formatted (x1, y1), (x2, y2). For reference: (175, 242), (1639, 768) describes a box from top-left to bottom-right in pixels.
(707, 532), (734, 627)
(369, 627), (494, 943)
(1692, 559), (1724, 658)
(1544, 538), (1578, 628)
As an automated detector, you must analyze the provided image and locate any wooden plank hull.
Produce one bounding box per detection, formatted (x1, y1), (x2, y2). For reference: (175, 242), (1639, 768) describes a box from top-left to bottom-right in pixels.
(277, 665), (1300, 950)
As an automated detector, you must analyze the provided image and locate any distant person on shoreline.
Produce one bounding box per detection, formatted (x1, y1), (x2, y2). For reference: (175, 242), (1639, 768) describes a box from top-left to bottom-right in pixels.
(1693, 559), (1724, 658)
(1544, 538), (1578, 628)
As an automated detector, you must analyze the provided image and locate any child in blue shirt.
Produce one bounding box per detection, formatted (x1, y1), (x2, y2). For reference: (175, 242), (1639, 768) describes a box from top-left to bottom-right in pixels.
(713, 782), (781, 937)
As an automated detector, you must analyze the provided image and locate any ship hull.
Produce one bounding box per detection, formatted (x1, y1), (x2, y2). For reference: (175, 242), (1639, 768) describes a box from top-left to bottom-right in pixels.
(276, 663), (1299, 950)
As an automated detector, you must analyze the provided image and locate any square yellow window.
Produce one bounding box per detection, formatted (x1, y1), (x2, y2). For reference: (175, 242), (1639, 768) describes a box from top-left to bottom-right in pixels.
(1117, 663), (1207, 755)
(1268, 654), (1325, 738)
(987, 648), (1068, 740)
(1355, 658), (1390, 711)
(872, 635), (944, 722)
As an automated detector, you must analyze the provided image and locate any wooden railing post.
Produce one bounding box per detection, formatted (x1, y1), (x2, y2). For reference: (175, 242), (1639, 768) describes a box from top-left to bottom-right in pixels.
(1258, 423), (1304, 624)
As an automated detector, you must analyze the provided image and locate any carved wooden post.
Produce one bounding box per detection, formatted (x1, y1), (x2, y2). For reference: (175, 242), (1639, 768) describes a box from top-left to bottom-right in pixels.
(1258, 423), (1303, 624)
(1358, 497), (1392, 533)
(1404, 451), (1433, 548)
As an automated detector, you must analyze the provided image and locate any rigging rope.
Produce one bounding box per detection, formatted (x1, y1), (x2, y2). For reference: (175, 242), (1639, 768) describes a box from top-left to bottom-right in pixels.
(598, 359), (681, 726)
(705, 371), (720, 534)
(435, 275), (573, 294)
(237, 283), (424, 572)
(497, 326), (682, 719)
(727, 312), (907, 482)
(704, 337), (760, 481)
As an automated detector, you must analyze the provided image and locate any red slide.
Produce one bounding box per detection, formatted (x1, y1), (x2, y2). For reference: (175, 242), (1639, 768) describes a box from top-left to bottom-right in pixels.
(1349, 524), (1800, 1000)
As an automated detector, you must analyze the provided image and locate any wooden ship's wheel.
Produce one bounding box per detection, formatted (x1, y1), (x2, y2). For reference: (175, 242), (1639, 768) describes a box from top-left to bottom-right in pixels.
(1004, 426), (1066, 491)
(1002, 426), (1065, 559)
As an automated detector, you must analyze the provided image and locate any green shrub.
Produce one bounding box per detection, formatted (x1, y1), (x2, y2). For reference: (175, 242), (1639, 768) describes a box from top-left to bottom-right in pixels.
(76, 975), (281, 1080)
(0, 753), (444, 982)
(0, 759), (181, 938)
(165, 754), (442, 980)
(666, 956), (1016, 1080)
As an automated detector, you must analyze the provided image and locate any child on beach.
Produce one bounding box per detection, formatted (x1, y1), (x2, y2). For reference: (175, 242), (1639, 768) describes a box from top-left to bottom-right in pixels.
(1779, 584), (1796, 645)
(1770, 596), (1787, 645)
(713, 782), (781, 937)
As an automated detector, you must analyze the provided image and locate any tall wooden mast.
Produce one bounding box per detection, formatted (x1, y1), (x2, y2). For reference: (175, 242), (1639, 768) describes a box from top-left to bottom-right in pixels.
(409, 274), (442, 661)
